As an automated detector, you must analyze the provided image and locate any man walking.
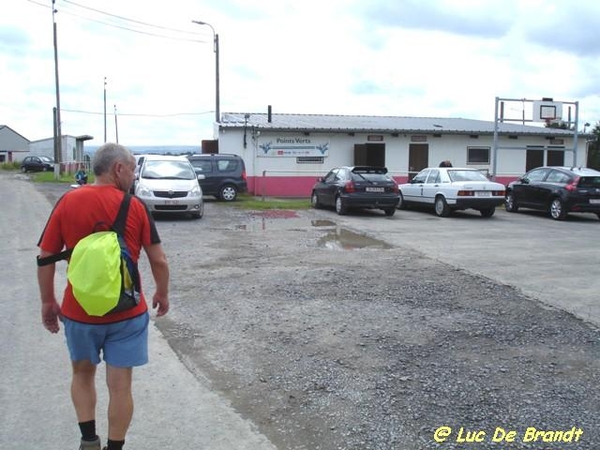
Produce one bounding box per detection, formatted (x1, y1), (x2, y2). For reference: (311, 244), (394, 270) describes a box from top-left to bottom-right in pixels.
(37, 143), (170, 450)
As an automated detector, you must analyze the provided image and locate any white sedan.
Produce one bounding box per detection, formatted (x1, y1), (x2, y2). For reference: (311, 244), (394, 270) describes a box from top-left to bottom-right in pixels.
(398, 167), (505, 217)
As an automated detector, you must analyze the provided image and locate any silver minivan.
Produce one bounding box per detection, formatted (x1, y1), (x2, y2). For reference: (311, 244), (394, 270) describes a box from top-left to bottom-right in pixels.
(135, 155), (204, 219)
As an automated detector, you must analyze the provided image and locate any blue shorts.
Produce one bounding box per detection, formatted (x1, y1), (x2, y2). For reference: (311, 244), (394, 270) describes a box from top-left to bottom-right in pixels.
(63, 313), (150, 367)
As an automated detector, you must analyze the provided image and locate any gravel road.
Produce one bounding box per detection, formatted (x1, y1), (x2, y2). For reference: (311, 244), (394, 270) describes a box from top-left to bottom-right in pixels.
(34, 179), (600, 450)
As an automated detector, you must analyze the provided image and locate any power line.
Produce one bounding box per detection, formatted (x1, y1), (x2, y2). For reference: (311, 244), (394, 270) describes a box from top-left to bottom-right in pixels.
(62, 0), (202, 36)
(27, 0), (209, 43)
(62, 108), (214, 117)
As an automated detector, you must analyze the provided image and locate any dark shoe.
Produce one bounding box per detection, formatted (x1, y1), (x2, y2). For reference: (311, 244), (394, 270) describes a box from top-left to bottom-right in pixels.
(79, 437), (101, 450)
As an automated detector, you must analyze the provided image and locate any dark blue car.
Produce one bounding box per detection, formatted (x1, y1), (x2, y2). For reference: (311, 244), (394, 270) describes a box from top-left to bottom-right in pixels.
(311, 166), (400, 216)
(505, 166), (600, 220)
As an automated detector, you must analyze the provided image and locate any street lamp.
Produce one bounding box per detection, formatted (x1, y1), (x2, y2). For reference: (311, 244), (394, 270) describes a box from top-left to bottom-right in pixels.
(192, 20), (220, 124)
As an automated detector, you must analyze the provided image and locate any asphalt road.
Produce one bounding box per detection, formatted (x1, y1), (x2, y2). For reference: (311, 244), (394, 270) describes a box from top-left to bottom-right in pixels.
(0, 172), (277, 450)
(330, 204), (600, 328)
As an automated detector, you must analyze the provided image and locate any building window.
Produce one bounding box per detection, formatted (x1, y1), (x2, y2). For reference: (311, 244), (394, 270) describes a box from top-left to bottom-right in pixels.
(467, 147), (490, 164)
(297, 156), (324, 164)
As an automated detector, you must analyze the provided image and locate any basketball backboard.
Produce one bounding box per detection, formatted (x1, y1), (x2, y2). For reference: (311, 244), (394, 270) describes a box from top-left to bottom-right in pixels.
(532, 99), (563, 123)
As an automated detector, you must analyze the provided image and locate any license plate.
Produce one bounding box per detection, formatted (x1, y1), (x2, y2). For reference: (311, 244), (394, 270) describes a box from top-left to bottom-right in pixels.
(165, 200), (179, 205)
(590, 199), (600, 204)
(366, 187), (384, 192)
(475, 191), (492, 197)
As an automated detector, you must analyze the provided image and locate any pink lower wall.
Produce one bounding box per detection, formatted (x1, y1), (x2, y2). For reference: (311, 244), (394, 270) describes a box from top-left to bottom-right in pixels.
(247, 175), (520, 197)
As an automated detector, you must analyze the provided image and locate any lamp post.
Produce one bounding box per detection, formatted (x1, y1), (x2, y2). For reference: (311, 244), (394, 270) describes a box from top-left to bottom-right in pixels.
(192, 20), (220, 124)
(52, 0), (62, 173)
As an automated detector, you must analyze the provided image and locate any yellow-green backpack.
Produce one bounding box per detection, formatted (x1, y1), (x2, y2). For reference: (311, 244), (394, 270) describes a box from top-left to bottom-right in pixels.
(38, 194), (140, 316)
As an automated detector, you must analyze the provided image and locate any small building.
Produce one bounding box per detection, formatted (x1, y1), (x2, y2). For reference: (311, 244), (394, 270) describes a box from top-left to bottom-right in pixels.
(0, 125), (29, 163)
(217, 112), (589, 197)
(29, 135), (94, 170)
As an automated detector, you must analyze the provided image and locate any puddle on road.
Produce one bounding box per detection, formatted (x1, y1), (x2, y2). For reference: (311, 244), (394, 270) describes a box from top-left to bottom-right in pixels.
(317, 228), (393, 250)
(233, 212), (391, 250)
(311, 219), (337, 227)
(251, 210), (300, 219)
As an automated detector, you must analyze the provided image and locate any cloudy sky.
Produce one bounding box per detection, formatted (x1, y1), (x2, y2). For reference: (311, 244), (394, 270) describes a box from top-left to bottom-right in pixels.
(2, 0), (600, 146)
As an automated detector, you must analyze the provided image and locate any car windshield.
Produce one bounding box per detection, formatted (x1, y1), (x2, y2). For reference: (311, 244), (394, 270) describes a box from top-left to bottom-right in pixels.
(351, 172), (391, 183)
(141, 160), (196, 180)
(578, 176), (600, 188)
(40, 156), (54, 163)
(448, 170), (489, 182)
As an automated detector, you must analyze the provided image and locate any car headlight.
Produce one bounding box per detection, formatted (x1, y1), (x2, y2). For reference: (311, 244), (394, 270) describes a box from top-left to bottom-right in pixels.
(137, 185), (153, 197)
(190, 184), (202, 196)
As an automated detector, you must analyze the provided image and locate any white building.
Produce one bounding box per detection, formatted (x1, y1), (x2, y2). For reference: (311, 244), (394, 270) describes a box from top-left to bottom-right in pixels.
(217, 112), (589, 197)
(0, 125), (29, 163)
(29, 135), (93, 170)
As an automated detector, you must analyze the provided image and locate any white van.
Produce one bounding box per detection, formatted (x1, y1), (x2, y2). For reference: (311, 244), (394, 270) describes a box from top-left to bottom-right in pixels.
(135, 155), (204, 219)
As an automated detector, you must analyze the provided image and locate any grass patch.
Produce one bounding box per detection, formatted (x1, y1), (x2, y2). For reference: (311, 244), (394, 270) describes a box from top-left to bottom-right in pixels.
(232, 193), (311, 210)
(1, 162), (21, 171)
(31, 172), (96, 184)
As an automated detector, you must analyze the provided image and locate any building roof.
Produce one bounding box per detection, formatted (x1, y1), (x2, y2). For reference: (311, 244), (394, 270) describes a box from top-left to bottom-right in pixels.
(0, 125), (30, 142)
(220, 113), (582, 137)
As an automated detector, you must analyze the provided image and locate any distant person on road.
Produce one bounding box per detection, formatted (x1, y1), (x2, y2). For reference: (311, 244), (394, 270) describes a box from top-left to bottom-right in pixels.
(37, 143), (170, 450)
(439, 160), (453, 167)
(75, 165), (88, 185)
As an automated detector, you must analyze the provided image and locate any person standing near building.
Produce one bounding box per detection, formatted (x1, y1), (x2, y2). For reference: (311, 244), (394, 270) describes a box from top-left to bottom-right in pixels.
(37, 143), (170, 450)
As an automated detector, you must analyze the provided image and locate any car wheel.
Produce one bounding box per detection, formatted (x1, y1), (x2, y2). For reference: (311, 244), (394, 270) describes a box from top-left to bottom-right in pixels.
(311, 191), (321, 209)
(219, 185), (238, 201)
(549, 197), (567, 220)
(335, 196), (347, 215)
(480, 208), (495, 218)
(21, 166), (27, 173)
(434, 196), (450, 217)
(384, 208), (396, 217)
(505, 192), (519, 212)
(397, 192), (407, 210)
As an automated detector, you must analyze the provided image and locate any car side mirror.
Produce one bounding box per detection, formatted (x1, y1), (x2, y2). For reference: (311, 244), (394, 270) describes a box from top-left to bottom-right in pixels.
(521, 177), (529, 184)
(197, 174), (206, 180)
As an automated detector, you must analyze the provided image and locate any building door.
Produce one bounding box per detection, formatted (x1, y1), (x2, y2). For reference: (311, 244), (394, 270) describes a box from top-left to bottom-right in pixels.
(408, 144), (429, 181)
(354, 143), (385, 167)
(526, 148), (544, 172)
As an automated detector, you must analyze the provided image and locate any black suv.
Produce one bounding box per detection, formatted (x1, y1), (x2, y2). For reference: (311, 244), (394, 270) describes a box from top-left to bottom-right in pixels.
(505, 166), (600, 220)
(187, 154), (248, 201)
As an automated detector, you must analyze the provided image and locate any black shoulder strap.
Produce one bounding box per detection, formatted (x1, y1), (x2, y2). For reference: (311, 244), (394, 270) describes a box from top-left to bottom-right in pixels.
(37, 248), (72, 266)
(112, 194), (132, 236)
(37, 193), (131, 267)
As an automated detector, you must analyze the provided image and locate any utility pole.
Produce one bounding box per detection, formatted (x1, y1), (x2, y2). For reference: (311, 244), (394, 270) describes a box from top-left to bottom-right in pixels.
(52, 0), (62, 174)
(191, 20), (220, 124)
(104, 77), (107, 142)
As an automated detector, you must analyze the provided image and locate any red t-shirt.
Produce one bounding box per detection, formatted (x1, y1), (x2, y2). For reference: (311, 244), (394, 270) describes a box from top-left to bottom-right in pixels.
(38, 185), (160, 324)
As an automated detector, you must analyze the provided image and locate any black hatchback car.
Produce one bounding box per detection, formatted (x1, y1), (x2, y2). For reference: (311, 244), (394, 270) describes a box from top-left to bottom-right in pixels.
(187, 153), (247, 201)
(311, 166), (400, 216)
(20, 155), (54, 172)
(505, 166), (600, 220)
